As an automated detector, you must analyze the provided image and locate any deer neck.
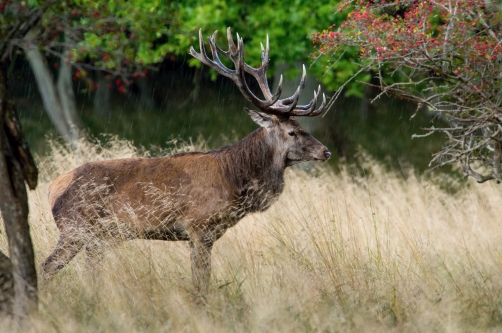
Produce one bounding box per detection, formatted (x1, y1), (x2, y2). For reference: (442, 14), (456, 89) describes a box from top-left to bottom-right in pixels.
(217, 128), (286, 199)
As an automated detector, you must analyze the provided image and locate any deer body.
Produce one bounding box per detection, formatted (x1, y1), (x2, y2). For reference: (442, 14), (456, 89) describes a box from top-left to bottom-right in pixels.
(42, 29), (330, 293)
(48, 126), (289, 244)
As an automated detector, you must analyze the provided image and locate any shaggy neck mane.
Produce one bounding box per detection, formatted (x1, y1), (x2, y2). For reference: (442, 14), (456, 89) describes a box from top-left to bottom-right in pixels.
(212, 128), (285, 196)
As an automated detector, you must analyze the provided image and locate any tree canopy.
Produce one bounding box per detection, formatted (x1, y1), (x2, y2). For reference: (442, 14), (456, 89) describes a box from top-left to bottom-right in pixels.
(3, 1), (367, 108)
(314, 0), (502, 182)
(169, 0), (356, 90)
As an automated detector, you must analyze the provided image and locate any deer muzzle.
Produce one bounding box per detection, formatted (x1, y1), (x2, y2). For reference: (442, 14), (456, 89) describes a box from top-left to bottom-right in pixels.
(324, 150), (331, 160)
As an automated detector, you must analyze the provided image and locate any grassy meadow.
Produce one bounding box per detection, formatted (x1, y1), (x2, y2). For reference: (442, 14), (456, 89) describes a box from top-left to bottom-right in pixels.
(1, 136), (502, 332)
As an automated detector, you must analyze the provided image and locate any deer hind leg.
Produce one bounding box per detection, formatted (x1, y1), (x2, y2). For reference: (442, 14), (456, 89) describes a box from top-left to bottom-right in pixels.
(85, 243), (105, 268)
(40, 233), (85, 283)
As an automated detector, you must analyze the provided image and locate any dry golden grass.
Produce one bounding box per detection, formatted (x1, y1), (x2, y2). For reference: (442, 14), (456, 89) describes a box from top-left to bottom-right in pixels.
(2, 136), (502, 332)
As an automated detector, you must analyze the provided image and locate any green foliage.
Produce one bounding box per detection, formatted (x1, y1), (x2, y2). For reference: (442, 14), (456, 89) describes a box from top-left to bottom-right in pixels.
(3, 1), (364, 95)
(172, 0), (354, 88)
(53, 0), (354, 85)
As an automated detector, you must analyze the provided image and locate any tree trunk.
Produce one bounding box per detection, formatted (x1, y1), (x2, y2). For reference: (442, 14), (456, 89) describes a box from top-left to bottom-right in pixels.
(0, 63), (38, 320)
(0, 250), (14, 316)
(24, 44), (80, 143)
(93, 71), (112, 116)
(56, 37), (80, 134)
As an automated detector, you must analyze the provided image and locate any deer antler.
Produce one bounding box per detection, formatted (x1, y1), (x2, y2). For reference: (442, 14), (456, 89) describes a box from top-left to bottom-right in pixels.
(189, 28), (326, 118)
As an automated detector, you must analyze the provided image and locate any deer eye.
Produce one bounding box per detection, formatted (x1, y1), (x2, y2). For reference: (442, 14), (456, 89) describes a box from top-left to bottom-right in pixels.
(288, 131), (295, 137)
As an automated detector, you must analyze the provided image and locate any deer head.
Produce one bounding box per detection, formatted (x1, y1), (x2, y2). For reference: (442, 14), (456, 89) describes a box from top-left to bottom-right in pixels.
(190, 28), (331, 167)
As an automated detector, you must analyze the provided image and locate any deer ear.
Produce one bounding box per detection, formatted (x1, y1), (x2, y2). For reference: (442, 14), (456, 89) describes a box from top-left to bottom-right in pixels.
(245, 108), (274, 128)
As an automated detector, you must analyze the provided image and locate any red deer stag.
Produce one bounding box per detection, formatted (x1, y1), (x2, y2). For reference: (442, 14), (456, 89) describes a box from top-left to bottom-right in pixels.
(42, 28), (331, 294)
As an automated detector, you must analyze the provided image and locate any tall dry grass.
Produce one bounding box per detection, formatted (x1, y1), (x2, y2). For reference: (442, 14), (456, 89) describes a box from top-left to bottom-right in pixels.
(1, 136), (502, 332)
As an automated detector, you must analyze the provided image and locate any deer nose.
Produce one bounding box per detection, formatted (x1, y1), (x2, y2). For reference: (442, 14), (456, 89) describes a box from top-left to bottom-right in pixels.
(324, 150), (331, 160)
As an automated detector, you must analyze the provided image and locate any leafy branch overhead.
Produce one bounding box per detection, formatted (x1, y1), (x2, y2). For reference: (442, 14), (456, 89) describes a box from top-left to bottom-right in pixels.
(314, 0), (502, 183)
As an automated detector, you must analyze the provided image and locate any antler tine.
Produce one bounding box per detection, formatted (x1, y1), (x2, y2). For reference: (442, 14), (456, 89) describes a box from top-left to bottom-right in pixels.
(307, 93), (327, 117)
(189, 30), (210, 66)
(261, 34), (270, 72)
(293, 84), (321, 111)
(273, 75), (283, 103)
(207, 31), (235, 77)
(265, 34), (270, 66)
(210, 30), (229, 58)
(278, 64), (307, 107)
(292, 96), (315, 111)
(260, 42), (266, 61)
(289, 86), (326, 117)
(286, 90), (316, 116)
(190, 29), (233, 79)
(236, 34), (245, 70)
(242, 33), (276, 101)
(236, 32), (241, 50)
(266, 66), (325, 117)
(226, 27), (237, 53)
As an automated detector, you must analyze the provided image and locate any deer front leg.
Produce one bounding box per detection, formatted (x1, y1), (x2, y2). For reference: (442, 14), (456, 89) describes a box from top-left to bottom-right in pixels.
(189, 236), (213, 295)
